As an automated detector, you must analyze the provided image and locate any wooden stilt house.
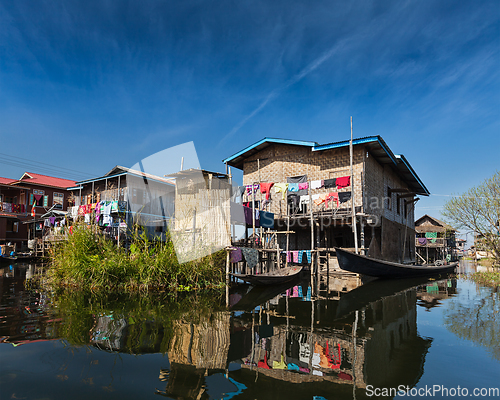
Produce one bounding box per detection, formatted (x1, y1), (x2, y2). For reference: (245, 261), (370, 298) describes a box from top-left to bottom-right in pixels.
(223, 136), (430, 271)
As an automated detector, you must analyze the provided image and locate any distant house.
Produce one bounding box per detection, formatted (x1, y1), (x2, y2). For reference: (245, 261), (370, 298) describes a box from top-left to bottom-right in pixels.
(67, 166), (176, 242)
(415, 214), (456, 263)
(0, 172), (76, 250)
(223, 136), (429, 265)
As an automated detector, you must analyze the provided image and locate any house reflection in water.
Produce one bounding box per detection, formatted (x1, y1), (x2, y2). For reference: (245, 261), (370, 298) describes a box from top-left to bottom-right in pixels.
(1, 262), (451, 399)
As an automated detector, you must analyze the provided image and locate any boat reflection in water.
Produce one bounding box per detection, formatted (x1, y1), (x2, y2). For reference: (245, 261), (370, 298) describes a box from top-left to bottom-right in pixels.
(0, 262), (458, 400)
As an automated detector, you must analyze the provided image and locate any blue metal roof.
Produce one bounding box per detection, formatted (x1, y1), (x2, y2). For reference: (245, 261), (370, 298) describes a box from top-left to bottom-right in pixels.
(222, 135), (429, 196)
(222, 137), (318, 166)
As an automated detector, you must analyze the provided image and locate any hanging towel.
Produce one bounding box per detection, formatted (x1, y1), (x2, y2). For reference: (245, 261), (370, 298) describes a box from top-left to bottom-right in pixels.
(425, 232), (438, 238)
(338, 191), (352, 203)
(259, 211), (274, 228)
(336, 176), (350, 188)
(299, 195), (310, 211)
(287, 175), (308, 196)
(288, 183), (299, 192)
(241, 248), (259, 269)
(292, 251), (299, 263)
(325, 192), (339, 208)
(298, 182), (309, 190)
(298, 250), (304, 263)
(324, 178), (336, 189)
(258, 352), (271, 370)
(260, 182), (274, 200)
(311, 180), (324, 189)
(49, 217), (56, 226)
(418, 237), (428, 245)
(304, 250), (312, 263)
(287, 363), (300, 371)
(272, 355), (288, 370)
(286, 251), (293, 263)
(274, 183), (289, 200)
(230, 247), (243, 263)
(245, 184), (260, 196)
(314, 193), (327, 205)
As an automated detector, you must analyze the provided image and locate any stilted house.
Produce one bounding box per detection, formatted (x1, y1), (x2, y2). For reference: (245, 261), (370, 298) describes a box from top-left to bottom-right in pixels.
(1, 173), (76, 252)
(223, 136), (429, 270)
(66, 166), (175, 244)
(415, 214), (456, 263)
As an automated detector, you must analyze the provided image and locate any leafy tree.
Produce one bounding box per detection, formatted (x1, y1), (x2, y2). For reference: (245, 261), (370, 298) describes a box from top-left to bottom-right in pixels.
(442, 171), (500, 263)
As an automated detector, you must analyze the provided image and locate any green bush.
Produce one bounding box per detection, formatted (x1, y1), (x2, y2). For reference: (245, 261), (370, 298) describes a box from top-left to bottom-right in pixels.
(45, 224), (226, 292)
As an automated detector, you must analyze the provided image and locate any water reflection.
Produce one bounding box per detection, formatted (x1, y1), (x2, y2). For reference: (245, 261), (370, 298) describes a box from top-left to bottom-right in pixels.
(0, 261), (498, 399)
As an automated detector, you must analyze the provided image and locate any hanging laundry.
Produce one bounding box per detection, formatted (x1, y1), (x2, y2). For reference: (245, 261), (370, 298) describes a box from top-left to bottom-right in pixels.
(292, 251), (299, 263)
(288, 183), (299, 192)
(230, 202), (245, 224)
(418, 237), (428, 245)
(298, 251), (303, 263)
(258, 352), (271, 370)
(286, 251), (293, 263)
(324, 178), (336, 189)
(338, 191), (351, 203)
(336, 176), (350, 188)
(259, 211), (274, 229)
(287, 363), (300, 371)
(245, 184), (260, 196)
(44, 219), (51, 227)
(287, 175), (308, 196)
(274, 183), (289, 200)
(260, 182), (275, 200)
(84, 213), (90, 224)
(230, 247), (243, 263)
(311, 180), (324, 189)
(314, 193), (327, 205)
(304, 250), (312, 263)
(272, 355), (288, 370)
(110, 201), (119, 213)
(298, 182), (309, 191)
(49, 217), (56, 226)
(325, 192), (339, 208)
(241, 247), (259, 269)
(299, 195), (310, 211)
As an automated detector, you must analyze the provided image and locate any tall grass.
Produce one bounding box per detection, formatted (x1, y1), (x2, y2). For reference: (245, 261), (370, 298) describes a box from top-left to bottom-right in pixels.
(45, 224), (226, 292)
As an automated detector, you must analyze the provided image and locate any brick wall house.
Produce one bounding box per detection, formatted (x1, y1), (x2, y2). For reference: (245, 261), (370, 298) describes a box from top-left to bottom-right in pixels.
(223, 136), (429, 263)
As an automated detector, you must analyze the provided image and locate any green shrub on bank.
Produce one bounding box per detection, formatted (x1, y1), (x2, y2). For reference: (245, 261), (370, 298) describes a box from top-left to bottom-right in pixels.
(46, 224), (226, 292)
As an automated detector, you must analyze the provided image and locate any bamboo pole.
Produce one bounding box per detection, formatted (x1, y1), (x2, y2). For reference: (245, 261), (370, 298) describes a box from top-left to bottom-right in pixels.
(350, 116), (359, 254)
(225, 248), (230, 307)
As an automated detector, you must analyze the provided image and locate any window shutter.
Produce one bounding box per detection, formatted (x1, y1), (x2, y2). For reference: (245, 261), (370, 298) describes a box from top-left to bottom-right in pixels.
(29, 194), (34, 205)
(43, 195), (48, 207)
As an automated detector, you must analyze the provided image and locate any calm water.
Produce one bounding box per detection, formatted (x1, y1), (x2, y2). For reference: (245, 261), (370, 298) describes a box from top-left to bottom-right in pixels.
(0, 260), (499, 400)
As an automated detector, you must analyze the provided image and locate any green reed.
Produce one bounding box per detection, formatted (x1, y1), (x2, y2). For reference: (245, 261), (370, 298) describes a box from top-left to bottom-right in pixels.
(45, 224), (226, 292)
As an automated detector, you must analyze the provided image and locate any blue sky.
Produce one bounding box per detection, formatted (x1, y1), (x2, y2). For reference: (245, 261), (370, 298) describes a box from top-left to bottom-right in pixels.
(0, 0), (499, 227)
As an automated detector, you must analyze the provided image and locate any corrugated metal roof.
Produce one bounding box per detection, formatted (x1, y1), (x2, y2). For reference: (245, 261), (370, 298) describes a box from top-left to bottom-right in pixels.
(0, 177), (16, 185)
(222, 136), (429, 196)
(16, 172), (76, 189)
(222, 138), (318, 168)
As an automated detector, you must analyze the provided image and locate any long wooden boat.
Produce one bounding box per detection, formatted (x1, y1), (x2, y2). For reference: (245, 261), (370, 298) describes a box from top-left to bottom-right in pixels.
(230, 266), (303, 285)
(335, 247), (458, 279)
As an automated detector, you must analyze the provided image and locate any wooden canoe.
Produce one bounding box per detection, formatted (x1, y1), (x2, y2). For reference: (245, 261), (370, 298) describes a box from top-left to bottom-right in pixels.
(230, 266), (303, 285)
(335, 247), (458, 279)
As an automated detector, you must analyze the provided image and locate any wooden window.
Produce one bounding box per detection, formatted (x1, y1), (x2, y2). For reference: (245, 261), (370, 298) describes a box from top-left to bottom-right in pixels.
(53, 192), (64, 208)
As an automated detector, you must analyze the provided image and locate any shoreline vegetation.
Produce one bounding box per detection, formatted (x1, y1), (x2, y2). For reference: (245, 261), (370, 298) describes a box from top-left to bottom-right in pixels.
(469, 270), (500, 288)
(41, 224), (226, 293)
